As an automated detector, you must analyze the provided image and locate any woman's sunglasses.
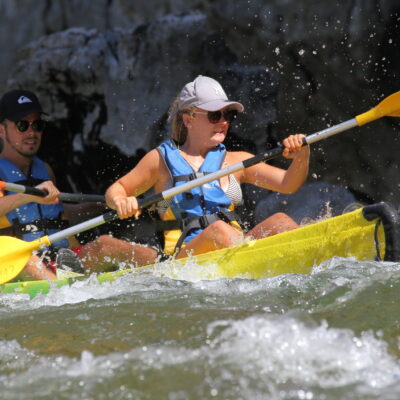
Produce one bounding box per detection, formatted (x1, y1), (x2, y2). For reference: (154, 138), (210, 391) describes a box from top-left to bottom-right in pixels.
(193, 109), (238, 124)
(15, 119), (47, 133)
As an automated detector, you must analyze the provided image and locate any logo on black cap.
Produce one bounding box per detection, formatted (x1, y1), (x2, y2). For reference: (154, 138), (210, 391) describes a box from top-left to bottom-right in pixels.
(17, 96), (33, 105)
(0, 90), (45, 122)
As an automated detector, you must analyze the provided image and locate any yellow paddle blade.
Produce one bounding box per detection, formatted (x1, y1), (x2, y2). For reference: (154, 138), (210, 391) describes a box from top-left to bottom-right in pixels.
(0, 235), (51, 284)
(356, 91), (400, 126)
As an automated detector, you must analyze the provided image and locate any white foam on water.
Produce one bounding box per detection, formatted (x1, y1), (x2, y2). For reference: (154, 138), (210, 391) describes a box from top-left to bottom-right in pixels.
(0, 340), (36, 374)
(312, 256), (400, 276)
(1, 256), (400, 399)
(0, 272), (167, 311)
(2, 255), (399, 312)
(1, 286), (400, 400)
(0, 255), (227, 312)
(2, 312), (399, 398)
(207, 315), (400, 389)
(309, 257), (400, 306)
(151, 255), (222, 281)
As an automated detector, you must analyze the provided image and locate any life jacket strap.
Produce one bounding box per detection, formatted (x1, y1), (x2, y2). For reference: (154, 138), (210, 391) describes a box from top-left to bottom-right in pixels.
(173, 171), (209, 183)
(0, 217), (69, 238)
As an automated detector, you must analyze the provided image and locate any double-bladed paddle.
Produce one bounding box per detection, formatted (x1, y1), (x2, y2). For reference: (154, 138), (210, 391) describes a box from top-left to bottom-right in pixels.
(0, 181), (105, 203)
(1, 91), (399, 284)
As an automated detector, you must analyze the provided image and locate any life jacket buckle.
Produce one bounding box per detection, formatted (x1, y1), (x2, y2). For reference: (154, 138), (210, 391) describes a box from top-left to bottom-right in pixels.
(198, 215), (210, 229)
(185, 192), (194, 200)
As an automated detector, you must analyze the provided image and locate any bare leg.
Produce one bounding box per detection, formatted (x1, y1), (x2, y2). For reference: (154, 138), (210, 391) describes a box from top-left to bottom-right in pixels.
(177, 220), (242, 258)
(78, 235), (158, 273)
(247, 212), (298, 240)
(16, 254), (57, 281)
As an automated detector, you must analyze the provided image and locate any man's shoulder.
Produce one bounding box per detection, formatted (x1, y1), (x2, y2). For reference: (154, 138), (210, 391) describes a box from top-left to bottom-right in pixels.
(0, 156), (17, 170)
(0, 155), (43, 167)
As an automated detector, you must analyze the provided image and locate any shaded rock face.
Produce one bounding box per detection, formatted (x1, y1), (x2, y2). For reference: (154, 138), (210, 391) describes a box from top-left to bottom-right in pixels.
(1, 0), (400, 210)
(254, 182), (358, 225)
(206, 0), (400, 204)
(7, 17), (276, 195)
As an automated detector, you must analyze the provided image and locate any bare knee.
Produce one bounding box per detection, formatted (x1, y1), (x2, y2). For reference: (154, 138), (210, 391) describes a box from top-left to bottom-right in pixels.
(94, 235), (118, 250)
(271, 212), (292, 221)
(176, 220), (241, 258)
(86, 235), (126, 253)
(78, 235), (121, 264)
(249, 212), (298, 239)
(274, 212), (297, 226)
(208, 220), (240, 247)
(17, 255), (57, 281)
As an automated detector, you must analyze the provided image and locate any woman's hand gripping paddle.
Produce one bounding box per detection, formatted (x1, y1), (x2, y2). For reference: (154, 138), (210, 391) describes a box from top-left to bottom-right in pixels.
(1, 91), (399, 284)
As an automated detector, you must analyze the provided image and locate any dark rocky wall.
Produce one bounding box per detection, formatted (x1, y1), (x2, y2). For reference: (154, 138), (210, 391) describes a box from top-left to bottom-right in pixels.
(1, 0), (399, 211)
(206, 1), (400, 204)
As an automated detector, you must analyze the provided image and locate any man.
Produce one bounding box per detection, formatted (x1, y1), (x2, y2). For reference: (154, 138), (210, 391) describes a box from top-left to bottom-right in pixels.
(0, 89), (157, 281)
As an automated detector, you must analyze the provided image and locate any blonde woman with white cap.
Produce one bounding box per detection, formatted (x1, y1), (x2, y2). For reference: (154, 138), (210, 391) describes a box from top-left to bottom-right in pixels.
(106, 76), (310, 258)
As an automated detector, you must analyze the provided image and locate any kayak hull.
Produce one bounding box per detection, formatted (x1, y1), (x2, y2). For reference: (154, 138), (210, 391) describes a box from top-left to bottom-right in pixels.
(1, 202), (399, 298)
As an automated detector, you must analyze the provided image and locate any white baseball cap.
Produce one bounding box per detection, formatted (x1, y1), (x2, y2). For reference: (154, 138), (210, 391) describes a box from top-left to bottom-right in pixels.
(169, 75), (244, 121)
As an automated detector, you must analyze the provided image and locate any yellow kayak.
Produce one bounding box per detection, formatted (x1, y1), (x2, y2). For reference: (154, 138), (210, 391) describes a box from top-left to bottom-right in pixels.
(170, 202), (398, 278)
(1, 202), (399, 298)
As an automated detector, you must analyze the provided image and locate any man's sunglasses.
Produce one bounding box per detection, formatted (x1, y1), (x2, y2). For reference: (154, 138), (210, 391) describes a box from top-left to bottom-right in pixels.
(15, 119), (47, 133)
(193, 109), (238, 124)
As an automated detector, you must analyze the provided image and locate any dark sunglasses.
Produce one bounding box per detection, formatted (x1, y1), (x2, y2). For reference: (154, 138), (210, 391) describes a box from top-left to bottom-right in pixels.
(193, 109), (238, 124)
(15, 119), (46, 133)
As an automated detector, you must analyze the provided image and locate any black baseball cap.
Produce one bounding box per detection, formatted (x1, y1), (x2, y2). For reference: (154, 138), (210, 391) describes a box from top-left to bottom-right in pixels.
(0, 89), (47, 122)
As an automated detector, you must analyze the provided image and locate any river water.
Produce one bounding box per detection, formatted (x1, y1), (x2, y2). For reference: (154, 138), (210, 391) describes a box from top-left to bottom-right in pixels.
(1, 257), (400, 400)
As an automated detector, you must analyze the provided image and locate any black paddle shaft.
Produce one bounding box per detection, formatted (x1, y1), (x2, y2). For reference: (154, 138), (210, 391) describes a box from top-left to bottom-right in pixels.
(3, 181), (105, 202)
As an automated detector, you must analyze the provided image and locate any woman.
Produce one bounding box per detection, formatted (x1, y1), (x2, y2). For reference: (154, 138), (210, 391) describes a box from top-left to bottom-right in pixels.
(105, 75), (310, 259)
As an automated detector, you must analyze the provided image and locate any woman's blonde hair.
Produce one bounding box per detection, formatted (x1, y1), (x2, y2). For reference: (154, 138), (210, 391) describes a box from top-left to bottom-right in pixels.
(168, 96), (195, 146)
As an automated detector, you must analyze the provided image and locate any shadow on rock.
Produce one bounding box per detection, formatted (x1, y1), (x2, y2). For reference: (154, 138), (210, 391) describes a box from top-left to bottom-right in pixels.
(254, 182), (364, 225)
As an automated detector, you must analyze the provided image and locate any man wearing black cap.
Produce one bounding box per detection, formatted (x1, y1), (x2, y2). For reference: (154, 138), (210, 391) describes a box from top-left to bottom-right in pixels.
(0, 89), (157, 281)
(0, 89), (68, 279)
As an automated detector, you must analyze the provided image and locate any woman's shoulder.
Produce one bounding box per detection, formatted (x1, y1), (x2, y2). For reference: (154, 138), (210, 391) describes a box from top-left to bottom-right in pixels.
(142, 148), (162, 162)
(133, 148), (165, 174)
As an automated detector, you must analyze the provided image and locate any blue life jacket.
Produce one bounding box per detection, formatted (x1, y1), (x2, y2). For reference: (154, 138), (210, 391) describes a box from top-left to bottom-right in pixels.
(157, 140), (239, 252)
(0, 156), (69, 249)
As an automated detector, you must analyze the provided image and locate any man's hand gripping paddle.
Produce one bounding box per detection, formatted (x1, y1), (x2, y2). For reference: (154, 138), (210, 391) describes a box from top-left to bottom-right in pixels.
(0, 181), (104, 203)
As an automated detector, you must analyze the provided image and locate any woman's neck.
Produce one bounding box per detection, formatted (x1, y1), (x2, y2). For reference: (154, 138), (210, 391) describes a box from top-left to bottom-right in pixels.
(180, 137), (213, 158)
